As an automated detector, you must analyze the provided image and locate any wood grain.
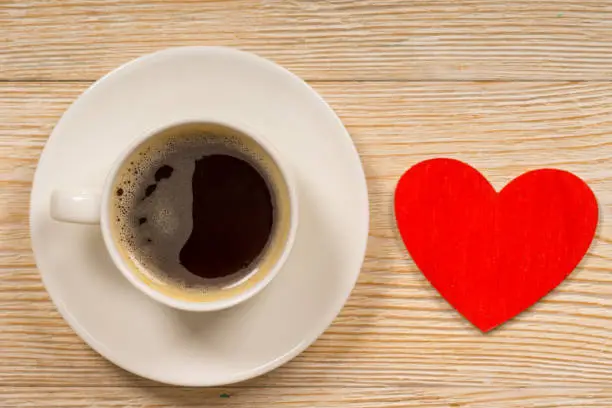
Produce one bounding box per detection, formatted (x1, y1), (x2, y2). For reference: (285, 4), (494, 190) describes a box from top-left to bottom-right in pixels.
(2, 0), (612, 81)
(3, 386), (612, 407)
(2, 82), (612, 395)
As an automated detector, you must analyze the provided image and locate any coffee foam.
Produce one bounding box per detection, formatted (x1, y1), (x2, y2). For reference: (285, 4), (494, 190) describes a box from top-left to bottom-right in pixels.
(109, 123), (292, 302)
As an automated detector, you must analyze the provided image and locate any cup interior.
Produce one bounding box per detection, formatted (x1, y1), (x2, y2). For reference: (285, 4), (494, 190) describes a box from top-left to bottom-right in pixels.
(101, 121), (297, 311)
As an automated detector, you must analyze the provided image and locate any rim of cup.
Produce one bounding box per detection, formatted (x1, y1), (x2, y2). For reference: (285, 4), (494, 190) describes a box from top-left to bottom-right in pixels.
(100, 119), (299, 312)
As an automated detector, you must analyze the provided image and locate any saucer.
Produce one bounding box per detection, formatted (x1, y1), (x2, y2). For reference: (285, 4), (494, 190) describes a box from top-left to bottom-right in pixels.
(30, 47), (369, 386)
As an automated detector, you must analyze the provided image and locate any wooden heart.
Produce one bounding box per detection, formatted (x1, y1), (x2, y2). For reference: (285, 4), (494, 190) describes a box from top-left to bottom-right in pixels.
(394, 158), (598, 332)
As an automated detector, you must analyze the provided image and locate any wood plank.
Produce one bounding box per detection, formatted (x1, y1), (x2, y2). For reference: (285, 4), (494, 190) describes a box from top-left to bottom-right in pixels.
(2, 387), (612, 407)
(2, 82), (612, 387)
(2, 0), (612, 81)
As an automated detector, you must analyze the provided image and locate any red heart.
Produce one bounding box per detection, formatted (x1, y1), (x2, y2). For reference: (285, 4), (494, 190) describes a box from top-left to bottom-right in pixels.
(394, 158), (598, 332)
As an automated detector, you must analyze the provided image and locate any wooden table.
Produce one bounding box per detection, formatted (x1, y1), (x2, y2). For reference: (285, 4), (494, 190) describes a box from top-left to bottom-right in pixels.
(2, 1), (612, 406)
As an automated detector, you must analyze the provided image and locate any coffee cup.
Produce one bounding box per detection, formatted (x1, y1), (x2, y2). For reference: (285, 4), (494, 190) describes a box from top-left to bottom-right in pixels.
(50, 120), (298, 312)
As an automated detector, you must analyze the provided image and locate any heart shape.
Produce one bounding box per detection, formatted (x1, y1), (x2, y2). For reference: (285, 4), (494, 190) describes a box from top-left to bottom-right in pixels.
(394, 158), (598, 332)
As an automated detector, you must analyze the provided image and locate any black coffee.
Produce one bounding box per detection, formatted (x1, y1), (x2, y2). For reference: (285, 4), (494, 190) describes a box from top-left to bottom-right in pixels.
(112, 126), (277, 286)
(179, 154), (274, 278)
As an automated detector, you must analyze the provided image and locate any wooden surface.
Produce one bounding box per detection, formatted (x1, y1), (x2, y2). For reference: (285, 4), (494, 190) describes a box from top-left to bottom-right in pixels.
(2, 1), (612, 407)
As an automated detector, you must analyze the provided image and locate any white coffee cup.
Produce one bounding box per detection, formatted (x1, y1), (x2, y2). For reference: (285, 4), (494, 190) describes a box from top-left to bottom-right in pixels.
(50, 120), (298, 312)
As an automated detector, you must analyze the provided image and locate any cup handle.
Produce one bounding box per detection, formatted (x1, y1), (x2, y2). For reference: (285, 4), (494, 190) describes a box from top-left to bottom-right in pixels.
(50, 189), (103, 224)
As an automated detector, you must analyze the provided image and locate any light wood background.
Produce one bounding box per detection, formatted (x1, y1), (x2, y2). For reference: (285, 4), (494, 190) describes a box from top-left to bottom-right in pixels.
(2, 1), (612, 406)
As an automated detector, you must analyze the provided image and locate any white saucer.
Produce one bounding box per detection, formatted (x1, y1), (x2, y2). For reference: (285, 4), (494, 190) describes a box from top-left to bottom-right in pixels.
(30, 47), (369, 386)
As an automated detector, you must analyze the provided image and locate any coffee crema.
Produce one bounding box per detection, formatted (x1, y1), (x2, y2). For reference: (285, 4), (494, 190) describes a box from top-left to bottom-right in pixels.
(108, 123), (292, 302)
